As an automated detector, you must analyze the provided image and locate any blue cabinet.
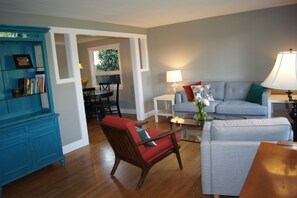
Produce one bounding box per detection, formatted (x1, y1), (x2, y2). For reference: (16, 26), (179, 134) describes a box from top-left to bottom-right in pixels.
(0, 25), (64, 194)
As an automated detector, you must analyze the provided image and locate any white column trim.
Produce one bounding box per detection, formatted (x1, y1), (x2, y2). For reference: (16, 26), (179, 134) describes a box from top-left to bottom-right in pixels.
(130, 38), (145, 120)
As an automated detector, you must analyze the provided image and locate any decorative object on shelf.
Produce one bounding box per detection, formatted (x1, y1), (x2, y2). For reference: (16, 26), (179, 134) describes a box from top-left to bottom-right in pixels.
(261, 49), (297, 141)
(81, 78), (89, 88)
(166, 70), (182, 93)
(11, 89), (21, 97)
(13, 54), (33, 69)
(193, 98), (209, 125)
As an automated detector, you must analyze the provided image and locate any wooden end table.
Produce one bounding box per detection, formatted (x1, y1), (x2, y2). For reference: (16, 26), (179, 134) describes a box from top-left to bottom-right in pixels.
(240, 142), (297, 198)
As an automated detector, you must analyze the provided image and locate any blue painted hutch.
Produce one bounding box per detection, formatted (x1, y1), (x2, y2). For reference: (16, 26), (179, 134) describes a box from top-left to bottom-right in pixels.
(0, 25), (64, 194)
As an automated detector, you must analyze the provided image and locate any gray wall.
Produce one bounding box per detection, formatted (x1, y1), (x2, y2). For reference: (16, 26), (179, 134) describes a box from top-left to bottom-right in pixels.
(148, 4), (297, 99)
(78, 37), (136, 109)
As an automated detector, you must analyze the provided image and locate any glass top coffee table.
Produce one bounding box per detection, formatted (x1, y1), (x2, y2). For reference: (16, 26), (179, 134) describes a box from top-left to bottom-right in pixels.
(170, 116), (211, 143)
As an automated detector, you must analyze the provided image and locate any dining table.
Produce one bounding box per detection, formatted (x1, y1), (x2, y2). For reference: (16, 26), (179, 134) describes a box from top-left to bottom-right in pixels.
(82, 88), (114, 121)
(93, 90), (114, 120)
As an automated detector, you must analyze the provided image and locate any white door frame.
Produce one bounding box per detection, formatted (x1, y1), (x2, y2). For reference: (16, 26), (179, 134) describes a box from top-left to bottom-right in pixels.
(47, 27), (147, 154)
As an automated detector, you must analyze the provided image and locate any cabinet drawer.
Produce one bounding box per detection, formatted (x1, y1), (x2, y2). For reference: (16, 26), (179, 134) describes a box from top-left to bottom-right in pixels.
(28, 119), (55, 132)
(0, 127), (26, 142)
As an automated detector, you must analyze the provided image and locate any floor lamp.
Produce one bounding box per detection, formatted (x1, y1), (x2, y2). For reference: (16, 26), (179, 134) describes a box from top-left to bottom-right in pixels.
(261, 49), (297, 142)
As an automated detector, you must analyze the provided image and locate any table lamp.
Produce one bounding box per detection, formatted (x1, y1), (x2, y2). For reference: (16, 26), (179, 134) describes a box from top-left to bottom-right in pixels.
(261, 49), (297, 141)
(166, 70), (182, 93)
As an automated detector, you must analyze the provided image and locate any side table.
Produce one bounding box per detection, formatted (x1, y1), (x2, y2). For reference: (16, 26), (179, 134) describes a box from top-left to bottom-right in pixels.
(153, 94), (175, 122)
(240, 142), (297, 198)
(268, 94), (292, 118)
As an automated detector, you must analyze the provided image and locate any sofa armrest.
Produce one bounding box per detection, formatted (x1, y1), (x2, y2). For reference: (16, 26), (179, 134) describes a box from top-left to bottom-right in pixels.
(210, 141), (262, 196)
(261, 88), (271, 107)
(200, 122), (212, 194)
(175, 90), (187, 104)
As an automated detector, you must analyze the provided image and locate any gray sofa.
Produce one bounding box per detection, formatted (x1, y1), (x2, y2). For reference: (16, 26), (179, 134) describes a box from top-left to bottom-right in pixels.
(174, 81), (269, 119)
(201, 117), (292, 196)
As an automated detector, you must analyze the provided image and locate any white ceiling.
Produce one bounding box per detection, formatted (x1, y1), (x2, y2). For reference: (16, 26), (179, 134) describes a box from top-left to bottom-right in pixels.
(1, 0), (297, 28)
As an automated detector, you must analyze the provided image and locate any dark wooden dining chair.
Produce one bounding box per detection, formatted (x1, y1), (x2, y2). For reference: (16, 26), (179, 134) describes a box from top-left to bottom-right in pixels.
(101, 115), (183, 190)
(98, 82), (112, 105)
(102, 82), (122, 117)
(82, 87), (95, 120)
(99, 82), (111, 91)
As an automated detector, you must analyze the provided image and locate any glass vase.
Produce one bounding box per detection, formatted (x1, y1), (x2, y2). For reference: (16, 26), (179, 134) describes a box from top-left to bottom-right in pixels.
(196, 106), (207, 125)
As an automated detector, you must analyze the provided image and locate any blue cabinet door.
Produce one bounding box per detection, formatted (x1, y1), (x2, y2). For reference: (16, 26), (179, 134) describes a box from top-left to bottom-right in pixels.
(29, 118), (63, 169)
(0, 128), (32, 185)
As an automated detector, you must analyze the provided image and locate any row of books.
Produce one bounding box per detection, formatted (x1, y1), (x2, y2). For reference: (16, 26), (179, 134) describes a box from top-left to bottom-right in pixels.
(18, 74), (45, 95)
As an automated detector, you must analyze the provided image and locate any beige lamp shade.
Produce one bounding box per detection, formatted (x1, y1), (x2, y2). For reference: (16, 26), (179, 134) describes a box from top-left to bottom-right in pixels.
(261, 50), (297, 90)
(166, 70), (182, 83)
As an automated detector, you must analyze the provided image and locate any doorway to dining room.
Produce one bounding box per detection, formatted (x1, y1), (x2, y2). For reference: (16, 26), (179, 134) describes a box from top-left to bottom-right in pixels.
(47, 27), (149, 154)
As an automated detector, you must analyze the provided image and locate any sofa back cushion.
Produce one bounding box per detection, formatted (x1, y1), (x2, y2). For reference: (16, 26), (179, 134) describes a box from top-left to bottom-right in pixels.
(175, 90), (188, 103)
(211, 117), (291, 141)
(224, 81), (253, 100)
(201, 81), (225, 100)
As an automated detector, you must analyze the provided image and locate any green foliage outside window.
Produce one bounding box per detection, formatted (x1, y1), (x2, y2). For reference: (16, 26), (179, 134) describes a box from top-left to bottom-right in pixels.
(96, 48), (119, 71)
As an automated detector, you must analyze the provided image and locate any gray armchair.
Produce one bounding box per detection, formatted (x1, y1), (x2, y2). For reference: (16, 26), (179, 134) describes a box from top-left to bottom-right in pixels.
(200, 117), (292, 196)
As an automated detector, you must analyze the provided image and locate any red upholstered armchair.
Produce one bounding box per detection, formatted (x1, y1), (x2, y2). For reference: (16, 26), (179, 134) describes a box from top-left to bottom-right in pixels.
(101, 115), (183, 190)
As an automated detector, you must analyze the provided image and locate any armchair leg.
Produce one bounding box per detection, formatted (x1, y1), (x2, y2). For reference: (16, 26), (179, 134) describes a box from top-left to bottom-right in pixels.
(171, 134), (183, 169)
(110, 156), (121, 175)
(175, 151), (183, 170)
(136, 166), (151, 190)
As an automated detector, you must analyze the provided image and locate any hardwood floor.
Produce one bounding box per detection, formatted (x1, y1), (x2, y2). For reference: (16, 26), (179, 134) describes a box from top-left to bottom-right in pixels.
(2, 115), (236, 198)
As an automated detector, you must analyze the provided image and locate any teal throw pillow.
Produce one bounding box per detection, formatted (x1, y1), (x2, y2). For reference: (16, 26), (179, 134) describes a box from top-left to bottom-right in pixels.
(245, 83), (267, 105)
(135, 127), (157, 146)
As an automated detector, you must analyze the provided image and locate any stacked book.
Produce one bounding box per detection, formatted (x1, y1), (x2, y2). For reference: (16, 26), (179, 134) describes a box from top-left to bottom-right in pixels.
(18, 73), (45, 95)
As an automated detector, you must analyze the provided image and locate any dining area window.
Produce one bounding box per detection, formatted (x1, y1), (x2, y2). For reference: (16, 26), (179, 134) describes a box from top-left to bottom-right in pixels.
(89, 43), (122, 84)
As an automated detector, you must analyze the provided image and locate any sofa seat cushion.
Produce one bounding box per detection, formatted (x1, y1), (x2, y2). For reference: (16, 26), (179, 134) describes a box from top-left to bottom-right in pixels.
(210, 117), (291, 141)
(174, 100), (222, 113)
(216, 100), (267, 115)
(141, 128), (180, 163)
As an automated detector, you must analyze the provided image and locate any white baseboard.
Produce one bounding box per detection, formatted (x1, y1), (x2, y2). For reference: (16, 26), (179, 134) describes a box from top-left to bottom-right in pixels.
(121, 108), (136, 114)
(144, 110), (155, 119)
(62, 139), (88, 154)
(122, 108), (154, 120)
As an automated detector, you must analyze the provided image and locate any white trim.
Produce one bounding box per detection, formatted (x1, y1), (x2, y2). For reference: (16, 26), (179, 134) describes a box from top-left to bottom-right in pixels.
(48, 32), (77, 84)
(121, 108), (136, 114)
(49, 27), (147, 39)
(48, 26), (149, 155)
(62, 139), (89, 154)
(139, 38), (150, 72)
(130, 38), (145, 120)
(144, 110), (155, 119)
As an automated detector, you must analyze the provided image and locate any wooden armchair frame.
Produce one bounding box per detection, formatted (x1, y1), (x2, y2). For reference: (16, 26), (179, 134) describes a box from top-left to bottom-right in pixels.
(101, 117), (183, 190)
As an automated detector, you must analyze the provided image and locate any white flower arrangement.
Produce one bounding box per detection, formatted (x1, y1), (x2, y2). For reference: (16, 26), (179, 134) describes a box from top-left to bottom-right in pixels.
(193, 96), (210, 108)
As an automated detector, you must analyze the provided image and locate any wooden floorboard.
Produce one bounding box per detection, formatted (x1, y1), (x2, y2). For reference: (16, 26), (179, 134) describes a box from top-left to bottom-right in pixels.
(2, 115), (236, 198)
